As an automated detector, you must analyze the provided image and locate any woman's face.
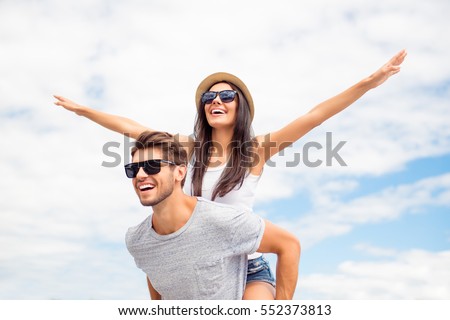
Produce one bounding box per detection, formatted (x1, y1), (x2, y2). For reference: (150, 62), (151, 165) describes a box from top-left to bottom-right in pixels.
(203, 82), (238, 130)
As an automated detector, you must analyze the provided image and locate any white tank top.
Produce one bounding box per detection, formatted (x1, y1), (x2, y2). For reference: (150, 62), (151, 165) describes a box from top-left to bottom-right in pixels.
(184, 163), (261, 211)
(184, 163), (262, 260)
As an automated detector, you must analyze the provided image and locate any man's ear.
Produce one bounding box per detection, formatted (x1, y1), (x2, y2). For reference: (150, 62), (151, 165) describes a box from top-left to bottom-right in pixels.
(174, 165), (187, 183)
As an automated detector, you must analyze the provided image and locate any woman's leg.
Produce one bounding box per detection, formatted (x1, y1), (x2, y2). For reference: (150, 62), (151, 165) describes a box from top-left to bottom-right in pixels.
(244, 255), (276, 299)
(243, 281), (275, 300)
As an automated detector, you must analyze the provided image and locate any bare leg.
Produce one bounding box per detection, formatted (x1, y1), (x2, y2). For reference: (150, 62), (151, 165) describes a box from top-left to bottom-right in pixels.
(243, 281), (275, 300)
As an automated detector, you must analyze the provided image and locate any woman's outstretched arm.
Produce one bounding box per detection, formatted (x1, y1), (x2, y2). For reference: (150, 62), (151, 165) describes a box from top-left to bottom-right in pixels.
(53, 95), (152, 139)
(256, 49), (407, 163)
(53, 95), (195, 156)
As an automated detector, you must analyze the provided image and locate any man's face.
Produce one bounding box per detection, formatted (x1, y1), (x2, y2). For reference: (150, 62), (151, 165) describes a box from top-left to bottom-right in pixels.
(131, 148), (175, 207)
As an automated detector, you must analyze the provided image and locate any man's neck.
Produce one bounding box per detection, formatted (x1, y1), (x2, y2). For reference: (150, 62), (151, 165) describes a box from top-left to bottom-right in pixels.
(151, 190), (197, 235)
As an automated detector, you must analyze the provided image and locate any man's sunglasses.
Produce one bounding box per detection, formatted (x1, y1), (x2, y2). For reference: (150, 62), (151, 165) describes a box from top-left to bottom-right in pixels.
(124, 159), (176, 178)
(201, 90), (237, 104)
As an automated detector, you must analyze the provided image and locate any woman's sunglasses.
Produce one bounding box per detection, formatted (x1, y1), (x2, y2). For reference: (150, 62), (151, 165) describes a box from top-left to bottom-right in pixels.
(201, 90), (237, 104)
(124, 159), (176, 178)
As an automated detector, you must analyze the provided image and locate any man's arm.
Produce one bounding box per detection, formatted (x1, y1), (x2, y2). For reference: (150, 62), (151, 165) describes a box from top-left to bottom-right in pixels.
(257, 220), (301, 300)
(146, 276), (161, 300)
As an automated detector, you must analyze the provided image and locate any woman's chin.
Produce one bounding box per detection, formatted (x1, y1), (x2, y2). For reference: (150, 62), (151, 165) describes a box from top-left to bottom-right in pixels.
(207, 118), (234, 129)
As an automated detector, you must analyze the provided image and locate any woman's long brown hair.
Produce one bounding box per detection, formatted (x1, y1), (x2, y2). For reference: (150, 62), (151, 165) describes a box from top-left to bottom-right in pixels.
(191, 82), (256, 200)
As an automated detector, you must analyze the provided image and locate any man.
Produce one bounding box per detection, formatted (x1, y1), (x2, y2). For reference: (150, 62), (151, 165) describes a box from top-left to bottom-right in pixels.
(125, 131), (300, 299)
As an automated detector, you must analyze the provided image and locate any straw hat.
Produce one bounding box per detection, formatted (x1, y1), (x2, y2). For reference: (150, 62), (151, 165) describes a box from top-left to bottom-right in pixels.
(195, 72), (254, 121)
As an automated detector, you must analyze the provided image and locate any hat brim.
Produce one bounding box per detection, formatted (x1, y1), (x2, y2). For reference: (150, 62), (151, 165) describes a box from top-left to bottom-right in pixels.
(195, 72), (254, 121)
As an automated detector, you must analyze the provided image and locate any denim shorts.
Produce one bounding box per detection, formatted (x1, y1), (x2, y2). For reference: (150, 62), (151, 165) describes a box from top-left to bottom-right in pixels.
(246, 255), (276, 287)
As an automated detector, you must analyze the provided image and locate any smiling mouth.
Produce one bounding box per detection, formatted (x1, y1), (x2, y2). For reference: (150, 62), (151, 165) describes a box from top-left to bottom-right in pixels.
(211, 109), (226, 115)
(139, 184), (155, 191)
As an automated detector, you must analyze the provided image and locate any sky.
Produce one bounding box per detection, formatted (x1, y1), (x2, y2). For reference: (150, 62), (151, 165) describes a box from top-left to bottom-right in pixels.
(0, 0), (449, 299)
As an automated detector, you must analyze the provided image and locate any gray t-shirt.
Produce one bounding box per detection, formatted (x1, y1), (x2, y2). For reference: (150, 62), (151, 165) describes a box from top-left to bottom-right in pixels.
(125, 197), (265, 300)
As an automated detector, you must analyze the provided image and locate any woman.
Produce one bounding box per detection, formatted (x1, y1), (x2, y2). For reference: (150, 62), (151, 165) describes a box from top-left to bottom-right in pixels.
(54, 49), (407, 299)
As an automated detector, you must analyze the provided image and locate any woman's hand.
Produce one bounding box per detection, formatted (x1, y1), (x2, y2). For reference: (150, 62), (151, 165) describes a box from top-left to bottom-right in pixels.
(367, 49), (407, 89)
(52, 94), (152, 139)
(53, 95), (86, 116)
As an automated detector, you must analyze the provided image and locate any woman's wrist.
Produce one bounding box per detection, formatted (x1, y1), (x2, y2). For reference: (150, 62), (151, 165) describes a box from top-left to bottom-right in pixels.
(357, 76), (376, 92)
(74, 105), (89, 117)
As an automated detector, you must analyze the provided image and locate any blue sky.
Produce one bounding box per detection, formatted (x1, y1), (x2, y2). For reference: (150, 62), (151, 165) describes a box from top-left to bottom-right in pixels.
(1, 0), (449, 299)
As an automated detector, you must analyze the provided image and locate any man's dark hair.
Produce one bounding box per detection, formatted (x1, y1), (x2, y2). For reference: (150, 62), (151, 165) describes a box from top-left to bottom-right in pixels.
(131, 131), (188, 186)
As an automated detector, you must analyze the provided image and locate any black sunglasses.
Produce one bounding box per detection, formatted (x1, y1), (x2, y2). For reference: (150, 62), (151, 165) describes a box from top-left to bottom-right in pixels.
(201, 90), (237, 104)
(124, 159), (176, 178)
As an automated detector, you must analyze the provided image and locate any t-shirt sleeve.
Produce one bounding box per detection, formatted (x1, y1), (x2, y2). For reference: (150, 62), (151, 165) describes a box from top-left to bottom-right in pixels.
(229, 210), (265, 255)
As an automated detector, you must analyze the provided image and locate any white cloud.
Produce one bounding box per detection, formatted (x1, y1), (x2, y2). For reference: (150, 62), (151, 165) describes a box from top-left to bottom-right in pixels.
(354, 243), (398, 257)
(299, 248), (450, 299)
(275, 173), (450, 249)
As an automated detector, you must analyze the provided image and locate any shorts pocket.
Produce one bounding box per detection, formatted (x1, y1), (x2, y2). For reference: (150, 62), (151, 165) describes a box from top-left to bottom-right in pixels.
(247, 256), (269, 274)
